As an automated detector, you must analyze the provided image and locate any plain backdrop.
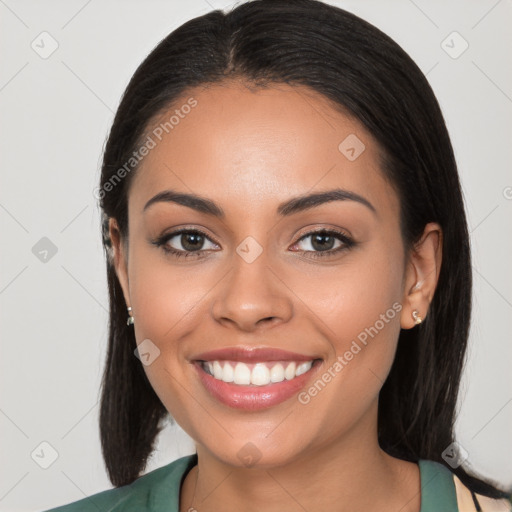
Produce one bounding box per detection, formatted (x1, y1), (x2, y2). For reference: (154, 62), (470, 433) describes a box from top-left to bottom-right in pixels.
(1, 0), (511, 510)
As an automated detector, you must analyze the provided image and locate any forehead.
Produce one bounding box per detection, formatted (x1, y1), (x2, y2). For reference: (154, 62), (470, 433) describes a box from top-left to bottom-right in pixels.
(129, 81), (398, 219)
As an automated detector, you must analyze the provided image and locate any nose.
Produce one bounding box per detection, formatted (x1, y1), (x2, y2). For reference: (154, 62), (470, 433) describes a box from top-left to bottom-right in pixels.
(210, 248), (293, 332)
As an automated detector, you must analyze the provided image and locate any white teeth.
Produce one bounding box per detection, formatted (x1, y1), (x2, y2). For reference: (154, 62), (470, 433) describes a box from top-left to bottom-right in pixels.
(251, 363), (270, 386)
(222, 361), (234, 382)
(202, 360), (314, 385)
(213, 361), (223, 380)
(296, 361), (312, 376)
(284, 362), (296, 380)
(270, 363), (285, 382)
(234, 362), (251, 385)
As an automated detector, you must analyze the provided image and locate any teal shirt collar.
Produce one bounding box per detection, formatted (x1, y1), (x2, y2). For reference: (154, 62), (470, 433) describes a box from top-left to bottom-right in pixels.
(419, 459), (459, 511)
(44, 454), (459, 511)
(153, 456), (458, 512)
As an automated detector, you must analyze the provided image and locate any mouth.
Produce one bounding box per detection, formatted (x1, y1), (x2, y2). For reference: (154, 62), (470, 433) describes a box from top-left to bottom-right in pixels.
(199, 359), (317, 386)
(191, 347), (323, 410)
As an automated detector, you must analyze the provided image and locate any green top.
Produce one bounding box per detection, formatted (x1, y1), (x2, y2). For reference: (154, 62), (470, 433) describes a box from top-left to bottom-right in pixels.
(42, 455), (465, 511)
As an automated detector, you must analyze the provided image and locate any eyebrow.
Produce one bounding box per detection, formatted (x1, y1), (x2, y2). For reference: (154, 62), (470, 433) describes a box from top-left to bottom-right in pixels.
(142, 188), (376, 217)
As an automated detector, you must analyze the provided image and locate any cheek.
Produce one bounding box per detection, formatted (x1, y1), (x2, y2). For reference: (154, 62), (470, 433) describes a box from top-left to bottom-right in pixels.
(129, 248), (211, 340)
(300, 244), (404, 349)
(126, 248), (231, 432)
(292, 245), (404, 408)
(261, 257), (404, 455)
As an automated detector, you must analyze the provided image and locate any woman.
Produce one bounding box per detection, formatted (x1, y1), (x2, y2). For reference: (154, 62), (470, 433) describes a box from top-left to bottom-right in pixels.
(44, 0), (512, 510)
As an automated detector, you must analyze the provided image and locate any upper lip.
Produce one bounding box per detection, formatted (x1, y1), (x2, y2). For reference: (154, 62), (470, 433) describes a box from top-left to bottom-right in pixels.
(192, 347), (319, 363)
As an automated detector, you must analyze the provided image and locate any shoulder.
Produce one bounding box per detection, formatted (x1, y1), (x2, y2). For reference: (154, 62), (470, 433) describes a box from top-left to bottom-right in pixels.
(453, 473), (512, 512)
(42, 454), (197, 512)
(418, 459), (511, 512)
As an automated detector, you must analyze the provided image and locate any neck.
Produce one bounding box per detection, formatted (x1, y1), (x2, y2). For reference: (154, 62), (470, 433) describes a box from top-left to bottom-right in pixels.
(179, 403), (421, 512)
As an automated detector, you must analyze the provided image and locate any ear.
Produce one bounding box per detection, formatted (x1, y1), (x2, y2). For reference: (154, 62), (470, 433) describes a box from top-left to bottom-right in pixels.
(400, 222), (442, 329)
(109, 218), (131, 308)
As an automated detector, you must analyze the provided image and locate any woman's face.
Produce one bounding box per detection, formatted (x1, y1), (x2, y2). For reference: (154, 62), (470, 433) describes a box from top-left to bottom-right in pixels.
(111, 81), (433, 468)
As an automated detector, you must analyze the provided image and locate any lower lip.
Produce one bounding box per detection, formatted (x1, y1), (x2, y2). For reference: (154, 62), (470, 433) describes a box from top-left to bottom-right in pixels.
(193, 360), (321, 411)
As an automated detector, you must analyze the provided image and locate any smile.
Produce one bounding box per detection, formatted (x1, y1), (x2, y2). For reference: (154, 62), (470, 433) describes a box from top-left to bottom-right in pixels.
(200, 360), (314, 386)
(193, 348), (323, 410)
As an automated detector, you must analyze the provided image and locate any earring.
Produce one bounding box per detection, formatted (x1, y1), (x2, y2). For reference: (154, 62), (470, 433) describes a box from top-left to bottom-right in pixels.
(127, 306), (134, 326)
(412, 310), (422, 325)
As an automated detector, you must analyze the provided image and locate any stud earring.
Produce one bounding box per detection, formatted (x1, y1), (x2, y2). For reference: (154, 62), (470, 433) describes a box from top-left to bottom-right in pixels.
(127, 306), (134, 326)
(412, 310), (422, 325)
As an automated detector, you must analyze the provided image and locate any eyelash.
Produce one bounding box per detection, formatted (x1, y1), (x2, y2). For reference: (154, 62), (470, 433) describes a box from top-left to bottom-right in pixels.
(151, 227), (355, 260)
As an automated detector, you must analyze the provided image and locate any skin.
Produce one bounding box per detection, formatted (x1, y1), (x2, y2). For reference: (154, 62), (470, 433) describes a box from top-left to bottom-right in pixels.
(109, 81), (442, 512)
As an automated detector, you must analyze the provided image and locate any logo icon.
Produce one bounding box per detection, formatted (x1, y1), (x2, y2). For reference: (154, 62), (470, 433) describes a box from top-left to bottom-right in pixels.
(31, 32), (59, 59)
(237, 442), (262, 467)
(31, 441), (59, 469)
(441, 441), (469, 469)
(441, 32), (469, 59)
(134, 339), (161, 366)
(338, 134), (366, 161)
(32, 237), (58, 263)
(236, 236), (263, 264)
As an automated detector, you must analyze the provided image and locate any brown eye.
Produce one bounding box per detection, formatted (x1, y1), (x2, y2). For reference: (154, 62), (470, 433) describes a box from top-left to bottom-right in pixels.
(152, 229), (219, 258)
(176, 232), (205, 251)
(291, 229), (355, 259)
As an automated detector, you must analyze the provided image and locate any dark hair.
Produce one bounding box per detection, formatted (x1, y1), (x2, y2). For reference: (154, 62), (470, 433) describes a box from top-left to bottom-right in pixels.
(97, 0), (509, 498)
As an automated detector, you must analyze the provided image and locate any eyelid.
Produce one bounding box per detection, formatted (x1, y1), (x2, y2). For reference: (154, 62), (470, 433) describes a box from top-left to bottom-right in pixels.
(157, 224), (219, 240)
(294, 225), (352, 241)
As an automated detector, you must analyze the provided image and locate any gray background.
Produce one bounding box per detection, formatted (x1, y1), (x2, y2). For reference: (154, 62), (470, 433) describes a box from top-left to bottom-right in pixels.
(1, 0), (511, 510)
